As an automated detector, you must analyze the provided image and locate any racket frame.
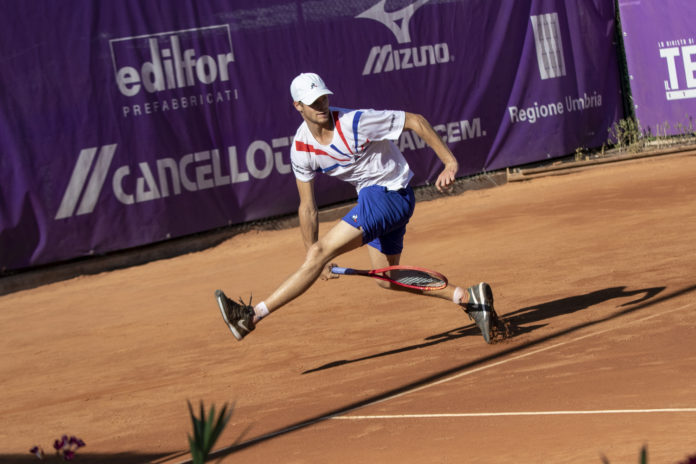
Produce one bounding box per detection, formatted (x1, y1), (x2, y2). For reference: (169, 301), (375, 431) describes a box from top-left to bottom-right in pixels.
(330, 265), (448, 291)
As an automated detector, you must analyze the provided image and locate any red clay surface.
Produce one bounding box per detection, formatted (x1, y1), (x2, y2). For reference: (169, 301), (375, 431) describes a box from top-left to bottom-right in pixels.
(1, 152), (695, 463)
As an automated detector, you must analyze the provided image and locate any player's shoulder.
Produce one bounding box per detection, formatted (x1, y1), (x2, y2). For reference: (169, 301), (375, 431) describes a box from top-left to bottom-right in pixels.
(330, 106), (355, 115)
(332, 107), (391, 130)
(344, 107), (403, 121)
(292, 121), (310, 142)
(290, 123), (310, 159)
(330, 106), (364, 121)
(330, 107), (401, 118)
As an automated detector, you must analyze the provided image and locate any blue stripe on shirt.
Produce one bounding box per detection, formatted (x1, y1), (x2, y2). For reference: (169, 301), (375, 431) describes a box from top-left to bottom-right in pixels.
(352, 111), (363, 153)
(330, 144), (349, 157)
(321, 163), (340, 173)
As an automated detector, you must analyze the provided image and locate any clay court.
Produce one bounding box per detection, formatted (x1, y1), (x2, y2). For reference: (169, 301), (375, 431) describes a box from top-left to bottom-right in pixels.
(1, 151), (695, 463)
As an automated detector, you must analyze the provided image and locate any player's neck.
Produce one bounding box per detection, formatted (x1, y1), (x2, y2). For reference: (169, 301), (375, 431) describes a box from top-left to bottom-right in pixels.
(306, 117), (334, 146)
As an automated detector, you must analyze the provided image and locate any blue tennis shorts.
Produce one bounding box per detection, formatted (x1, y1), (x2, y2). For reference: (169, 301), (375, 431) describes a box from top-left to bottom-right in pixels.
(342, 185), (415, 255)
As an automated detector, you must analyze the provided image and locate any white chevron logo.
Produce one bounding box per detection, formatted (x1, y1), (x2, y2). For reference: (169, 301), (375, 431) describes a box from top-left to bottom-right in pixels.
(356, 0), (430, 44)
(55, 144), (117, 219)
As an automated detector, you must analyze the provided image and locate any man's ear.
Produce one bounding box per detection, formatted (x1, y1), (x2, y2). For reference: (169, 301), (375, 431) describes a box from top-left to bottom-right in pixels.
(293, 101), (304, 113)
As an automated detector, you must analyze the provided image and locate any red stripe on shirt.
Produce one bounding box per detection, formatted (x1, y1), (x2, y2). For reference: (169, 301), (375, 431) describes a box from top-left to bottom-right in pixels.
(295, 141), (345, 162)
(333, 111), (354, 155)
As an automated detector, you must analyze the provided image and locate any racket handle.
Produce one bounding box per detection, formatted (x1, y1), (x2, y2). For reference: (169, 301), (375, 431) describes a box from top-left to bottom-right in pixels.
(330, 266), (352, 275)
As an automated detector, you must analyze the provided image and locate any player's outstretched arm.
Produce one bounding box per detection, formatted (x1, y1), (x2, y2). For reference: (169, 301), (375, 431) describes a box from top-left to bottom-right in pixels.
(404, 112), (458, 192)
(296, 178), (318, 251)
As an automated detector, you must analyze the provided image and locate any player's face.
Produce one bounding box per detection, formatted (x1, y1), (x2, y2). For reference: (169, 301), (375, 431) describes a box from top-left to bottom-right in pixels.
(295, 95), (330, 125)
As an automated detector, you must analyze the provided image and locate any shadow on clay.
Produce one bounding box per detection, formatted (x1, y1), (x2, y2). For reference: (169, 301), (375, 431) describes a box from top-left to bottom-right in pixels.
(303, 285), (665, 375)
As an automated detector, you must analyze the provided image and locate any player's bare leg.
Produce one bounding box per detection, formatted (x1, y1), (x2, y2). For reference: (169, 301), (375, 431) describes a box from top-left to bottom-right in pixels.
(262, 220), (363, 315)
(216, 221), (362, 340)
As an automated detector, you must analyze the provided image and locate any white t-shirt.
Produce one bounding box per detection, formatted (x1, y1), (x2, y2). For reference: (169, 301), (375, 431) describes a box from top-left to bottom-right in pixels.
(290, 108), (414, 193)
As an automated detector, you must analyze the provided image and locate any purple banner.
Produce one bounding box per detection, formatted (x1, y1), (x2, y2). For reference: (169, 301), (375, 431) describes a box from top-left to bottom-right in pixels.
(0, 0), (622, 271)
(619, 0), (696, 135)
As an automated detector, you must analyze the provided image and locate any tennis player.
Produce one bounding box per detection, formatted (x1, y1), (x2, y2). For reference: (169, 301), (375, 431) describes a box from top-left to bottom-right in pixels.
(216, 73), (500, 343)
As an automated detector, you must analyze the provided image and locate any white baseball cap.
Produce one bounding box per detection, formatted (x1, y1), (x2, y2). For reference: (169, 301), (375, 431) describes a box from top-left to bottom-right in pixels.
(290, 73), (333, 104)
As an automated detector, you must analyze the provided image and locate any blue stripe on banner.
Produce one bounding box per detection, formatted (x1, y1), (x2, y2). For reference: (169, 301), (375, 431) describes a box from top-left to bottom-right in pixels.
(352, 111), (363, 153)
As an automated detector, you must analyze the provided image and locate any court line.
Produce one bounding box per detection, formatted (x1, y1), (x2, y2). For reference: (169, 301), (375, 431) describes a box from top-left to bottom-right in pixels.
(334, 301), (694, 414)
(334, 408), (696, 420)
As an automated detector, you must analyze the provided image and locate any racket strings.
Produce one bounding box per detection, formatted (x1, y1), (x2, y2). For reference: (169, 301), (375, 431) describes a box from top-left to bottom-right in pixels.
(389, 270), (446, 288)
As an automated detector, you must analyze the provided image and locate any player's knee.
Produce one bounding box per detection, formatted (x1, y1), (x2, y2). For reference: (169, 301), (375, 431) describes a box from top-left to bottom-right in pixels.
(305, 242), (327, 268)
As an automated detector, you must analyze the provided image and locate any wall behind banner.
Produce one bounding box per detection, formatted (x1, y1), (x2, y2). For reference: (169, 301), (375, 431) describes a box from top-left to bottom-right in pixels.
(0, 0), (623, 272)
(618, 0), (696, 136)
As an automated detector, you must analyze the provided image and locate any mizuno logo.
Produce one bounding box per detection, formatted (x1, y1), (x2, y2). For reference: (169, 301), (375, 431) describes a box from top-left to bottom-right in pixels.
(362, 43), (450, 75)
(55, 145), (117, 219)
(356, 0), (430, 44)
(357, 0), (451, 76)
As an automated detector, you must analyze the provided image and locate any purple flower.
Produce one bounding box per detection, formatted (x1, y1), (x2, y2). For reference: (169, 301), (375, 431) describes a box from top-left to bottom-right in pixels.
(68, 436), (85, 448)
(53, 437), (65, 451)
(37, 434), (84, 460)
(29, 446), (44, 458)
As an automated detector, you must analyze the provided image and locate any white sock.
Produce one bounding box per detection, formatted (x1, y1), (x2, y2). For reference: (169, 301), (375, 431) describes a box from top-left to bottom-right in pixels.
(254, 301), (270, 321)
(453, 286), (465, 305)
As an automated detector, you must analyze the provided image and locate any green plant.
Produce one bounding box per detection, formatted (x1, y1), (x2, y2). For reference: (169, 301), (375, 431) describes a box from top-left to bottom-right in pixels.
(574, 146), (586, 161)
(601, 445), (647, 464)
(187, 400), (233, 464)
(602, 445), (696, 464)
(607, 117), (644, 152)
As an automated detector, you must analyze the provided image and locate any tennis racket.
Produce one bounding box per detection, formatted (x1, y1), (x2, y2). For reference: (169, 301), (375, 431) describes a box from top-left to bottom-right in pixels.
(330, 265), (448, 291)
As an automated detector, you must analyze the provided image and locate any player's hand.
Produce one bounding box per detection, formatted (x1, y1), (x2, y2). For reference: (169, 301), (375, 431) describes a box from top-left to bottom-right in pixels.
(320, 262), (339, 281)
(436, 161), (458, 192)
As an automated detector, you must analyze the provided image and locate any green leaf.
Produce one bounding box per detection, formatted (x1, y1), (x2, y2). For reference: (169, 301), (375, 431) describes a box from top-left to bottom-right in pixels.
(188, 435), (203, 464)
(203, 404), (216, 453)
(208, 404), (234, 453)
(187, 400), (234, 463)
